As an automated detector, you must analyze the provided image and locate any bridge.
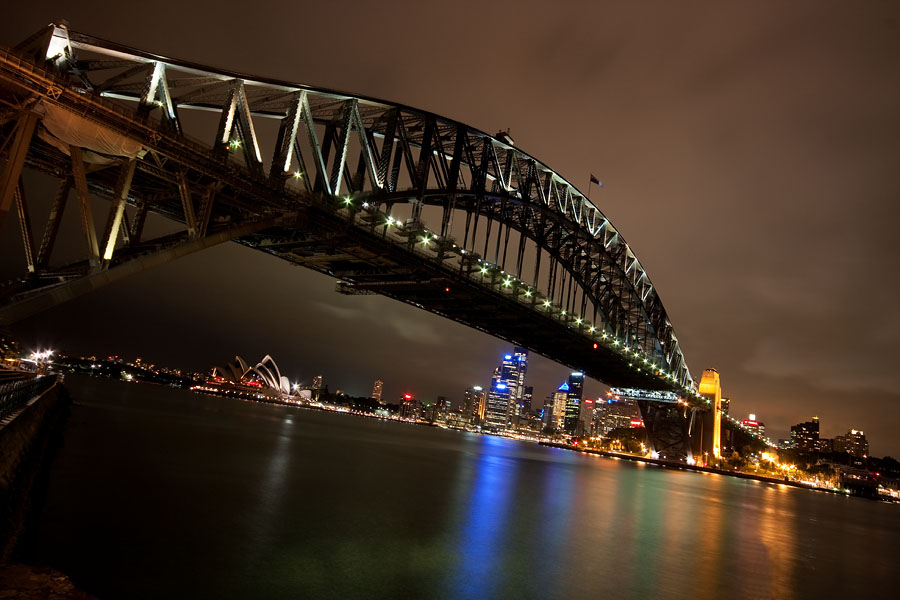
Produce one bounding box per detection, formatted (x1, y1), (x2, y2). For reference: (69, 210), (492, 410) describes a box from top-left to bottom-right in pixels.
(0, 23), (747, 461)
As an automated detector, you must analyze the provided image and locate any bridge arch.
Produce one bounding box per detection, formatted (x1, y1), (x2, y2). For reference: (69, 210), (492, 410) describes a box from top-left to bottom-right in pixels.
(0, 23), (695, 395)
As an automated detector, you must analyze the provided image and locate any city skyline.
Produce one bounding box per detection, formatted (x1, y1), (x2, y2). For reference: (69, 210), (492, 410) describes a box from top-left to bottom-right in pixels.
(2, 1), (899, 454)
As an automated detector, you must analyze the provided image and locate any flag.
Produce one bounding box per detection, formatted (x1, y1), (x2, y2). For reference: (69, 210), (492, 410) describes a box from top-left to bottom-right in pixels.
(590, 174), (600, 185)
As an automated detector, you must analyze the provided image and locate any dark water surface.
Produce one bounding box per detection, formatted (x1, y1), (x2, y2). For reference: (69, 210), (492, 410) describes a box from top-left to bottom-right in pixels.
(28, 375), (900, 599)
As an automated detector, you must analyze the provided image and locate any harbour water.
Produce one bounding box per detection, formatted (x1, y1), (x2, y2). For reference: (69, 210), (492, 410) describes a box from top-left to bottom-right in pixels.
(26, 375), (900, 599)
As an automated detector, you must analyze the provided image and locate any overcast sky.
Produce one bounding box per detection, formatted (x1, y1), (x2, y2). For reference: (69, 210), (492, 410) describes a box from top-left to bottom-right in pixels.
(3, 1), (899, 455)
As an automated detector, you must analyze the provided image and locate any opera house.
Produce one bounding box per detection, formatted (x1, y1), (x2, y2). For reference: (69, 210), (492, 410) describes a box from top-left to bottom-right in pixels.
(192, 355), (309, 403)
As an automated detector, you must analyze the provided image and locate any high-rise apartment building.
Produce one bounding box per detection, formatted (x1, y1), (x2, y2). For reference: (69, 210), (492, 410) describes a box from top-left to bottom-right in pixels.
(834, 429), (869, 458)
(790, 417), (819, 452)
(371, 379), (383, 402)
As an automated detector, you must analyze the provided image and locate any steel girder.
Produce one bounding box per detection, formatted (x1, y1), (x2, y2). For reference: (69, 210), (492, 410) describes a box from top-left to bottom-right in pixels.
(0, 24), (697, 395)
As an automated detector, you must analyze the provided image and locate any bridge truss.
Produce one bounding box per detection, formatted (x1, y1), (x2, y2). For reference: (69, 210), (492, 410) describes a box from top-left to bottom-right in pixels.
(0, 23), (701, 400)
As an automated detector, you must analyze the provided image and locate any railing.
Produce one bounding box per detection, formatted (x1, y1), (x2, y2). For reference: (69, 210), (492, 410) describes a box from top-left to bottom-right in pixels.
(0, 374), (58, 422)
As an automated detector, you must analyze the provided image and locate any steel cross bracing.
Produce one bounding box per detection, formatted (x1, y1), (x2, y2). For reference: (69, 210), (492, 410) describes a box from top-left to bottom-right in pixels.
(0, 24), (699, 398)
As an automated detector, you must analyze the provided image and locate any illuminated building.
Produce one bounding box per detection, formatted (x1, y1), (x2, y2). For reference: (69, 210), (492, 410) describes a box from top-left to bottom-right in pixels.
(835, 429), (869, 458)
(400, 393), (422, 419)
(579, 396), (595, 436)
(512, 347), (529, 416)
(485, 369), (510, 430)
(740, 413), (766, 438)
(195, 354), (300, 402)
(790, 416), (819, 452)
(698, 369), (722, 458)
(563, 371), (584, 435)
(550, 383), (569, 430)
(209, 354), (291, 394)
(312, 374), (324, 401)
(483, 348), (528, 430)
(429, 396), (450, 422)
(476, 389), (488, 424)
(598, 392), (641, 435)
(372, 379), (383, 402)
(816, 438), (833, 453)
(521, 385), (534, 416)
(463, 386), (486, 425)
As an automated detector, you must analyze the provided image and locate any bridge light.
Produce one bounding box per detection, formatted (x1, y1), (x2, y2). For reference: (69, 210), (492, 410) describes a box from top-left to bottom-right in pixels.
(480, 266), (489, 275)
(292, 171), (303, 179)
(589, 326), (595, 333)
(524, 289), (533, 298)
(575, 318), (582, 325)
(344, 197), (353, 206)
(362, 202), (369, 208)
(560, 310), (567, 316)
(543, 300), (551, 308)
(503, 277), (512, 287)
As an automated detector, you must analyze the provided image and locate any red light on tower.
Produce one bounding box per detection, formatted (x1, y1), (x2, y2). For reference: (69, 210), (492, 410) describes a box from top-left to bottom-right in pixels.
(403, 394), (412, 400)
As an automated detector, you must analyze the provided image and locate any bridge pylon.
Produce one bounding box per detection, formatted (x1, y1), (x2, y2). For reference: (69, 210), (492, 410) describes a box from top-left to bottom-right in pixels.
(694, 369), (723, 461)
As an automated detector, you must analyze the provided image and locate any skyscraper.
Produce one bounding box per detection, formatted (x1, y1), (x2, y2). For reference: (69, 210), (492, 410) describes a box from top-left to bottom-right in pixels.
(483, 348), (528, 430)
(521, 386), (534, 416)
(485, 367), (511, 430)
(551, 383), (569, 430)
(563, 371), (584, 435)
(371, 379), (383, 402)
(462, 386), (486, 425)
(579, 396), (595, 436)
(512, 347), (528, 415)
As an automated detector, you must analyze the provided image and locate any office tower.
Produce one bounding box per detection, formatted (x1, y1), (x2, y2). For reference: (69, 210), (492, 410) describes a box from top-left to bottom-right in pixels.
(563, 372), (584, 435)
(483, 348), (528, 430)
(521, 386), (534, 416)
(551, 383), (569, 430)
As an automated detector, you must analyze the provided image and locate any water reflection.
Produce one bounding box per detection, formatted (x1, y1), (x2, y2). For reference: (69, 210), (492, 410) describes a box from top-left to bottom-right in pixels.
(448, 435), (518, 599)
(32, 379), (900, 600)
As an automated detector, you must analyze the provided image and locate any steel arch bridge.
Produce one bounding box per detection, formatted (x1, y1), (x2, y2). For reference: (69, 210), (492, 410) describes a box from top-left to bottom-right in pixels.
(0, 24), (708, 427)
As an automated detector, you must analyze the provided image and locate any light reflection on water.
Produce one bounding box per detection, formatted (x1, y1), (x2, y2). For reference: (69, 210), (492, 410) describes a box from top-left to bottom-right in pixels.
(31, 376), (900, 599)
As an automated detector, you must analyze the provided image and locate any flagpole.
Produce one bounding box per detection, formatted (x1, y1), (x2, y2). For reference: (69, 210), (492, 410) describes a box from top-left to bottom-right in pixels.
(587, 177), (593, 200)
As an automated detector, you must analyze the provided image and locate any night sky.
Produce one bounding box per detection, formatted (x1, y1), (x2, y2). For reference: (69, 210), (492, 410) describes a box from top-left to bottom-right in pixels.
(2, 1), (899, 454)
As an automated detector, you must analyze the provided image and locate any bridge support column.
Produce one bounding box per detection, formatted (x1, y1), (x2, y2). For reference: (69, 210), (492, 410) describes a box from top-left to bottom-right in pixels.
(637, 400), (694, 463)
(0, 113), (38, 234)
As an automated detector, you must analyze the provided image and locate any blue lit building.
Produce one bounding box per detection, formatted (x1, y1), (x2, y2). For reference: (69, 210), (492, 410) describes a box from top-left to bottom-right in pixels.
(483, 347), (528, 430)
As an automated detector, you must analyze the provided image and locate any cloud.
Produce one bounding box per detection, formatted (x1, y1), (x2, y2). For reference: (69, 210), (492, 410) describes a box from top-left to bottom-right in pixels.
(310, 301), (366, 321)
(743, 337), (900, 395)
